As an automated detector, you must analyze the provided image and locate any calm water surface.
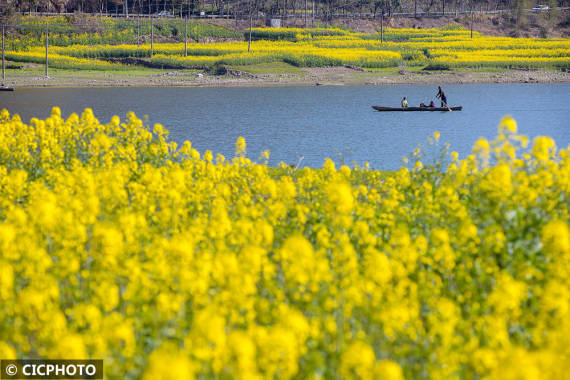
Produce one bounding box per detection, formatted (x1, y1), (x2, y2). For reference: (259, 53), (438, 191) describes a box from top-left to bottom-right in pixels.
(1, 84), (568, 170)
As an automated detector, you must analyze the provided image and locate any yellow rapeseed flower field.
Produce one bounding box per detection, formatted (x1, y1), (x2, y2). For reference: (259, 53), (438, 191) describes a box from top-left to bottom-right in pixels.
(0, 107), (569, 379)
(5, 26), (570, 70)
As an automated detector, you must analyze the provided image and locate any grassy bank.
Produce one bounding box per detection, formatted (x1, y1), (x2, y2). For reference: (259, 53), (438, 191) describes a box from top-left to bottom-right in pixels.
(1, 63), (568, 88)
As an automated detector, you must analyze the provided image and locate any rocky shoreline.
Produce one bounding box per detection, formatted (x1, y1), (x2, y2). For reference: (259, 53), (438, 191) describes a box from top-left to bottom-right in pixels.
(2, 66), (569, 88)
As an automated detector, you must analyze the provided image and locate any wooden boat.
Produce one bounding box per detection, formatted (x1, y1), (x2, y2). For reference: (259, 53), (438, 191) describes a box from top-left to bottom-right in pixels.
(373, 105), (462, 112)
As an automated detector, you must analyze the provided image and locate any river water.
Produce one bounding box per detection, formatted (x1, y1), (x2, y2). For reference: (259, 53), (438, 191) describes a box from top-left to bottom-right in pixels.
(1, 84), (568, 170)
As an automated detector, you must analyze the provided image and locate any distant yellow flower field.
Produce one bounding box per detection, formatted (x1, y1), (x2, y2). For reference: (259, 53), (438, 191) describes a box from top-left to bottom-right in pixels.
(1, 108), (569, 379)
(5, 26), (570, 70)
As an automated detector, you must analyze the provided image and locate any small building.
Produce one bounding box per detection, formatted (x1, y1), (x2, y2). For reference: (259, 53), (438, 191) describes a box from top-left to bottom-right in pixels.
(266, 18), (282, 28)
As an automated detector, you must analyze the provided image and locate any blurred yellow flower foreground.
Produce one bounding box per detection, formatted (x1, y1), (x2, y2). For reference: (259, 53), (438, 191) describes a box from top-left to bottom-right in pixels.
(0, 108), (569, 380)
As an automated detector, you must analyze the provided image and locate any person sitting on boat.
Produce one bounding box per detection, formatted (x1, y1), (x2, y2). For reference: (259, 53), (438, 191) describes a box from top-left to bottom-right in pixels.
(436, 86), (448, 107)
(429, 100), (436, 107)
(401, 97), (409, 108)
(420, 102), (427, 107)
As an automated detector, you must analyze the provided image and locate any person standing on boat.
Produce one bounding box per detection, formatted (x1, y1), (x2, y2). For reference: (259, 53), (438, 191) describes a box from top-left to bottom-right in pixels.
(436, 86), (448, 107)
(401, 97), (409, 108)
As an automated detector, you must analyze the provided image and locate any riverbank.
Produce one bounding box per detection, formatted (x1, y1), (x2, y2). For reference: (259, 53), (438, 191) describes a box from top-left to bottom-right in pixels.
(2, 64), (569, 88)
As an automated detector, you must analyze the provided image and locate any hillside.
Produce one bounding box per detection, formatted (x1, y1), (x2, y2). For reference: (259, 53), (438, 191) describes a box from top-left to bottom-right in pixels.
(213, 11), (570, 38)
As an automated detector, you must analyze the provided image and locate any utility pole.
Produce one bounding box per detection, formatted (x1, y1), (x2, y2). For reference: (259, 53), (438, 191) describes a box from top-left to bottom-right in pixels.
(380, 10), (383, 43)
(2, 26), (5, 81)
(45, 23), (49, 78)
(185, 16), (188, 57)
(470, 1), (474, 38)
(151, 16), (154, 57)
(248, 6), (253, 52)
(312, 0), (315, 27)
(305, 0), (307, 28)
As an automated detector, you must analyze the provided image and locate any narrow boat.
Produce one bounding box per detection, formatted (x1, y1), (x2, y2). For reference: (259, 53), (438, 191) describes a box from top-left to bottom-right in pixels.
(373, 106), (462, 112)
(0, 87), (14, 91)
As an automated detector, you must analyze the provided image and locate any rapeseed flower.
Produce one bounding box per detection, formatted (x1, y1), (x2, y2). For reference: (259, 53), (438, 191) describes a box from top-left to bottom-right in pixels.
(0, 108), (568, 379)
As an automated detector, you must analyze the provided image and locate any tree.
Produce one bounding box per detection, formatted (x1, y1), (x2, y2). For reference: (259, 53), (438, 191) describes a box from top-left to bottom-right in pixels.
(547, 0), (560, 26)
(514, 0), (530, 28)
